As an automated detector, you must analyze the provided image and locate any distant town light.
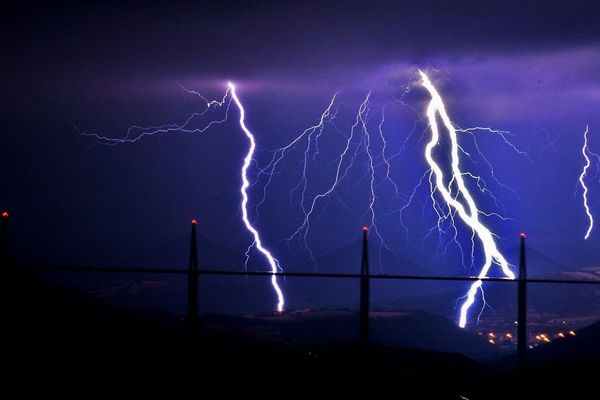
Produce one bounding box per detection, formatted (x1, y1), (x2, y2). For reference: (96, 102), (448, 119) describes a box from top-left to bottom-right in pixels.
(569, 330), (576, 336)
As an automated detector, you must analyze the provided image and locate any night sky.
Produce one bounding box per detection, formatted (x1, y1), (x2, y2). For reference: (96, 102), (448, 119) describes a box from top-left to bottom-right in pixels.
(2, 1), (600, 314)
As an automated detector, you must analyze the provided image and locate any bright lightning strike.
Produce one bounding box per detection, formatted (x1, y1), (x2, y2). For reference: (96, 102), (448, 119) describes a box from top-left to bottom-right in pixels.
(419, 70), (515, 328)
(579, 125), (594, 239)
(229, 82), (285, 313)
(78, 81), (286, 313)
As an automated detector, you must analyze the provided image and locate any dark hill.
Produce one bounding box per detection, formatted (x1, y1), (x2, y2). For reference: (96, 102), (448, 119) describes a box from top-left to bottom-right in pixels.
(202, 308), (500, 361)
(3, 251), (597, 397)
(290, 239), (434, 275)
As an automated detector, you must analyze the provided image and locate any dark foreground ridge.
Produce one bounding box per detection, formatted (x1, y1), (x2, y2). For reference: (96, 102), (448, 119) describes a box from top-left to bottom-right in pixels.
(4, 258), (598, 398)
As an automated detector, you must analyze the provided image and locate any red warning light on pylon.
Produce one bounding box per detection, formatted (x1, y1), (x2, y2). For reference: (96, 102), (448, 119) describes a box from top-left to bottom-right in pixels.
(191, 219), (198, 225)
(1, 211), (9, 218)
(362, 225), (369, 233)
(520, 232), (527, 238)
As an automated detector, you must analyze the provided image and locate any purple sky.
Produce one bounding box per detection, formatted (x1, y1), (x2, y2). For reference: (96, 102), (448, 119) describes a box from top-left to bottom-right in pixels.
(2, 1), (599, 284)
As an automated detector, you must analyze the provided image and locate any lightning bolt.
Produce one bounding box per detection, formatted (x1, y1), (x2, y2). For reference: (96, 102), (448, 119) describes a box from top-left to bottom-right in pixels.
(579, 125), (594, 239)
(248, 93), (339, 267)
(229, 82), (285, 313)
(284, 94), (369, 265)
(76, 89), (232, 144)
(253, 94), (338, 224)
(277, 92), (393, 269)
(419, 70), (515, 328)
(78, 82), (286, 313)
(360, 95), (395, 271)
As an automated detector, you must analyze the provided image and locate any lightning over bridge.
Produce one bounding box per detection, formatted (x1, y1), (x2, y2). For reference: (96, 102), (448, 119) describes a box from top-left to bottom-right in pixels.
(79, 70), (535, 327)
(419, 70), (516, 328)
(78, 82), (287, 313)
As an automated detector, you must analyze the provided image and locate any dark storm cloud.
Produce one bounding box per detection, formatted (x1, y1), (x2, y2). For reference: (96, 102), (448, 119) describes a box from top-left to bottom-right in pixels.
(3, 0), (600, 109)
(367, 47), (600, 124)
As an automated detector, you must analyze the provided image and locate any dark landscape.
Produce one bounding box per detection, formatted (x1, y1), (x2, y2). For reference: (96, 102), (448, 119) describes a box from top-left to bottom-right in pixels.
(4, 247), (598, 398)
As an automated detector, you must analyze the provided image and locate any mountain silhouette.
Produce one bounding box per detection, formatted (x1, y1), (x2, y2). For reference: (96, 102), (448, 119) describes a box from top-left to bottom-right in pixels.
(505, 244), (569, 277)
(289, 238), (434, 275)
(202, 308), (500, 361)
